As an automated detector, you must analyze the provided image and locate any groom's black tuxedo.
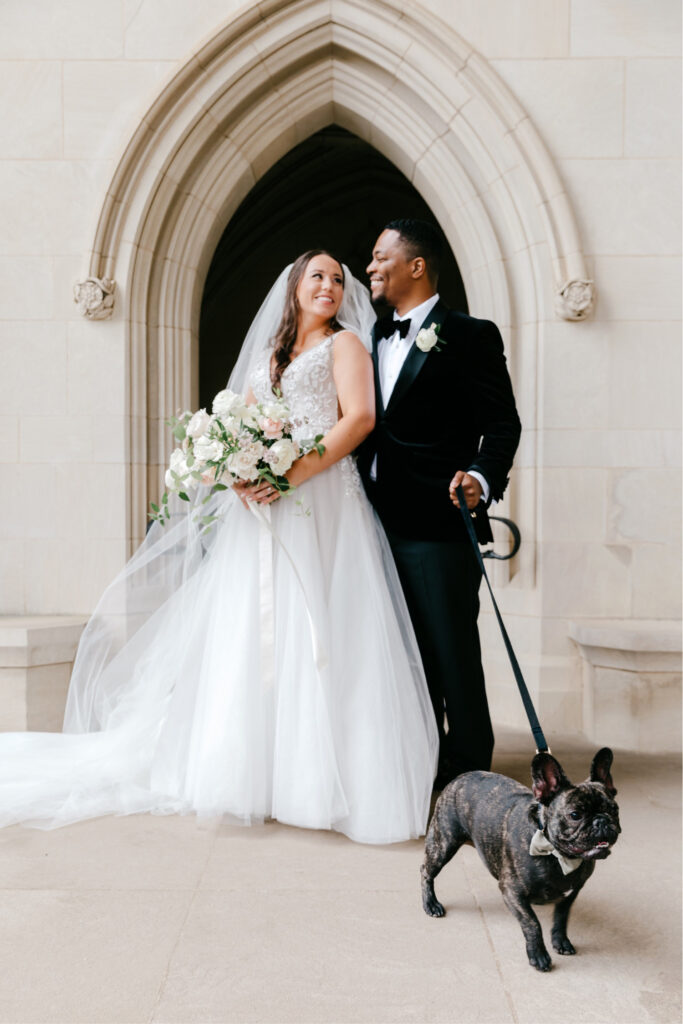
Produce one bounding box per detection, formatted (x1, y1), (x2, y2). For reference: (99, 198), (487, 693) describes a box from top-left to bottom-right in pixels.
(358, 299), (521, 778)
(357, 300), (521, 543)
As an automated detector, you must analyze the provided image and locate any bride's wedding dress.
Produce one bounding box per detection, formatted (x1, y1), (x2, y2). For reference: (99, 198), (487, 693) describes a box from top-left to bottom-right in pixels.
(0, 333), (438, 843)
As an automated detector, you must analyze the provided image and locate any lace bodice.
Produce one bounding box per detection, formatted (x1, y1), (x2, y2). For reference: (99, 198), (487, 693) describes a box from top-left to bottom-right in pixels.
(250, 334), (339, 441)
(250, 333), (361, 495)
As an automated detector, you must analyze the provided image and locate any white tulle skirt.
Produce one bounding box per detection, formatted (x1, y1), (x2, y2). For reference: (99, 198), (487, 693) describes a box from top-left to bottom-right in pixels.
(0, 463), (438, 843)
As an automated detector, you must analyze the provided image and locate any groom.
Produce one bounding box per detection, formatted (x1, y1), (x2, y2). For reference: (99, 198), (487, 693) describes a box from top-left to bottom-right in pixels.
(358, 219), (521, 787)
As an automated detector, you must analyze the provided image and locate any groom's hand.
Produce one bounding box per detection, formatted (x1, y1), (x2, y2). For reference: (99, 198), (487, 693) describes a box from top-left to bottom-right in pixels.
(449, 471), (482, 510)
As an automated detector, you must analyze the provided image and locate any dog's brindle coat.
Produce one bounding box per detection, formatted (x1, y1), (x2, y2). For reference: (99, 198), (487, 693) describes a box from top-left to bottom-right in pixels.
(420, 749), (620, 971)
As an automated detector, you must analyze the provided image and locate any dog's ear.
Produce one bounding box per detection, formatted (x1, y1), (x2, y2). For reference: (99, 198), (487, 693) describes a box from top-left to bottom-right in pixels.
(589, 747), (617, 797)
(531, 752), (572, 805)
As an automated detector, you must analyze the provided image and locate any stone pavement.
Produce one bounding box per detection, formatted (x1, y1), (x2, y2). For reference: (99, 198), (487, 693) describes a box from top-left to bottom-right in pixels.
(0, 729), (679, 1024)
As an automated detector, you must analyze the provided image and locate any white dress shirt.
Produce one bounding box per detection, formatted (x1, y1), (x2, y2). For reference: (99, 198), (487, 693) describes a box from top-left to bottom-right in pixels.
(371, 293), (490, 503)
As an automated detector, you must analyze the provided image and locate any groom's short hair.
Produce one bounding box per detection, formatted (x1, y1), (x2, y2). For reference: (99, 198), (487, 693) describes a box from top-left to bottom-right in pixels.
(384, 218), (443, 283)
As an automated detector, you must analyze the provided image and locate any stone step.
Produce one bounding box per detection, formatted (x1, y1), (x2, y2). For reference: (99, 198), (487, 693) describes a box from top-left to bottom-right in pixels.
(0, 615), (88, 732)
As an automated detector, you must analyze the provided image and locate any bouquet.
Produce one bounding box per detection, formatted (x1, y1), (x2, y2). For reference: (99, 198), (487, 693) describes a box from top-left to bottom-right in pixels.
(149, 388), (325, 529)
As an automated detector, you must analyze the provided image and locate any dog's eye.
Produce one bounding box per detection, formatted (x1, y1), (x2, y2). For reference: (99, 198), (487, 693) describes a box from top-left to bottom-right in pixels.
(569, 811), (581, 821)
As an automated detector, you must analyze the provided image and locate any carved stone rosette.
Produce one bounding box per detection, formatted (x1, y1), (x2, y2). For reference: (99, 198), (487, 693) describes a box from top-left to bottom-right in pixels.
(74, 277), (116, 320)
(555, 279), (595, 321)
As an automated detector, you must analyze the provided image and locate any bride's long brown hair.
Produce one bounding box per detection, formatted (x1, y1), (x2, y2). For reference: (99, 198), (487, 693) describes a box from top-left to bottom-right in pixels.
(270, 250), (345, 390)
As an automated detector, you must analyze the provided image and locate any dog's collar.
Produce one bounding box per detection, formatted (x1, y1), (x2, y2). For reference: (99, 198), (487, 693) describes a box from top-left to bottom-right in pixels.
(529, 829), (583, 875)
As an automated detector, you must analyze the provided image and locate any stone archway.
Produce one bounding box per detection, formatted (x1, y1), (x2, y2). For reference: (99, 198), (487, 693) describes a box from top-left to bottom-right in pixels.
(79, 0), (593, 554)
(198, 124), (469, 409)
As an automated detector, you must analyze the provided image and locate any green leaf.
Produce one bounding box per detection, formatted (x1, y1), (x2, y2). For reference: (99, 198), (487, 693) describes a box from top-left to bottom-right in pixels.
(186, 453), (194, 468)
(173, 424), (186, 440)
(178, 492), (190, 502)
(201, 515), (219, 526)
(212, 483), (228, 492)
(150, 502), (159, 513)
(162, 492), (169, 504)
(164, 507), (170, 519)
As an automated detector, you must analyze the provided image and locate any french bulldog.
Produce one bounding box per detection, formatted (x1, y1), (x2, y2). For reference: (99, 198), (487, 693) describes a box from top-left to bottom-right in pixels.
(420, 748), (620, 971)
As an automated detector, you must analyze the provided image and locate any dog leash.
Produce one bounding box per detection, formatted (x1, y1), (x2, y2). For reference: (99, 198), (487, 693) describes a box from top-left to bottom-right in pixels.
(455, 484), (549, 754)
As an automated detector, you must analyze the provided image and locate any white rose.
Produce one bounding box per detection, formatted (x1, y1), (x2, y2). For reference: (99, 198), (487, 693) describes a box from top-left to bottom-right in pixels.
(226, 440), (264, 481)
(240, 405), (260, 428)
(166, 447), (194, 492)
(263, 399), (290, 422)
(212, 388), (247, 421)
(186, 408), (212, 439)
(265, 438), (298, 476)
(193, 436), (223, 465)
(415, 322), (440, 352)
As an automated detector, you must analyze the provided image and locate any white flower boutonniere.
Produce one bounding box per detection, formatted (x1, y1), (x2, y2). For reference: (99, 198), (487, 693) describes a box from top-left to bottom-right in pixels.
(415, 322), (445, 353)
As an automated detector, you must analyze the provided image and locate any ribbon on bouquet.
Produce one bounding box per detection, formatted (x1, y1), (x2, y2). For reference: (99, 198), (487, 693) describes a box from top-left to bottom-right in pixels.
(247, 501), (328, 677)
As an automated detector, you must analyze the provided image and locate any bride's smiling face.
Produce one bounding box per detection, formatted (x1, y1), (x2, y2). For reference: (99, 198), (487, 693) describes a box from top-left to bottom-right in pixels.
(296, 255), (344, 321)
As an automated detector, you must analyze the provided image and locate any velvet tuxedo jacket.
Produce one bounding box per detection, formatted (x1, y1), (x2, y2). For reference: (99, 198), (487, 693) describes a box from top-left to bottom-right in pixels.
(357, 300), (522, 542)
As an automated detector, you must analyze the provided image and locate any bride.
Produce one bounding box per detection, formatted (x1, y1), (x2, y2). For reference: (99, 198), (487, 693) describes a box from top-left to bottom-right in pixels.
(0, 251), (438, 844)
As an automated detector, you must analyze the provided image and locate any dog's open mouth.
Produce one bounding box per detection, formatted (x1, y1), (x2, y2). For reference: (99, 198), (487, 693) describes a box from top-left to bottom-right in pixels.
(582, 841), (613, 859)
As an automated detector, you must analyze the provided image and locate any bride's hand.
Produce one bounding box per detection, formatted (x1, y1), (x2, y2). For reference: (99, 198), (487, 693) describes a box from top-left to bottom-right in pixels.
(246, 480), (281, 505)
(232, 480), (258, 508)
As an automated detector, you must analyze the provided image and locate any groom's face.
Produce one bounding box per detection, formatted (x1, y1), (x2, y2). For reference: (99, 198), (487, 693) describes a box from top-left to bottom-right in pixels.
(366, 229), (415, 308)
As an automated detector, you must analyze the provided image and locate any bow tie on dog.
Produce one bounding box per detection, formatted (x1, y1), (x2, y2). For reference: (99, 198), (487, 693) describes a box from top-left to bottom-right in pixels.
(376, 316), (411, 340)
(420, 748), (620, 972)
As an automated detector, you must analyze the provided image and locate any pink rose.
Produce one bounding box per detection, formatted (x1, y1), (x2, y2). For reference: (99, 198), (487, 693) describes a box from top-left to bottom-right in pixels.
(262, 417), (284, 440)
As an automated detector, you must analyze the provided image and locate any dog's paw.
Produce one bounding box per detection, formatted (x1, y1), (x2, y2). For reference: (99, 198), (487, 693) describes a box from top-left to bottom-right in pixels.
(528, 948), (553, 972)
(422, 894), (446, 918)
(552, 935), (576, 956)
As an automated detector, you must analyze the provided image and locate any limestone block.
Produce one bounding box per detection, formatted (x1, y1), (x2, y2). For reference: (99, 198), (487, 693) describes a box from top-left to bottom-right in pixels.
(0, 542), (24, 614)
(63, 60), (176, 161)
(607, 322), (681, 430)
(541, 467), (607, 542)
(541, 542), (632, 618)
(609, 468), (681, 546)
(0, 0), (124, 59)
(570, 619), (682, 752)
(0, 664), (72, 732)
(423, 0), (570, 59)
(0, 161), (110, 258)
(0, 417), (19, 463)
(492, 59), (623, 160)
(24, 538), (127, 615)
(19, 415), (93, 464)
(571, 0), (681, 57)
(593, 255), (681, 322)
(89, 415), (128, 464)
(0, 322), (67, 416)
(0, 61), (62, 158)
(541, 326), (610, 430)
(15, 463), (124, 543)
(66, 322), (125, 416)
(631, 544), (682, 620)
(625, 59), (682, 158)
(124, 0), (243, 59)
(0, 615), (88, 731)
(0, 257), (54, 320)
(543, 428), (681, 470)
(560, 158), (681, 257)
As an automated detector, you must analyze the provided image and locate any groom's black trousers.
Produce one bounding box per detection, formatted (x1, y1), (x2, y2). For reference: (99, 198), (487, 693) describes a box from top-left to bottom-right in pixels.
(384, 528), (494, 776)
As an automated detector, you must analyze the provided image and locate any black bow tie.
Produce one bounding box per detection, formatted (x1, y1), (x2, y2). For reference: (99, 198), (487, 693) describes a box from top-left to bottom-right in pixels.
(376, 316), (411, 341)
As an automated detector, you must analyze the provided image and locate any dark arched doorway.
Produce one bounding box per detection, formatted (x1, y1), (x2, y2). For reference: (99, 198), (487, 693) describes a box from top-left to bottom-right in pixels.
(199, 125), (467, 407)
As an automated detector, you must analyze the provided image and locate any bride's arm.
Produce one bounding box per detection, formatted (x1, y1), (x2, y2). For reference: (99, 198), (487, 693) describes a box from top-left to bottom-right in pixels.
(252, 331), (375, 501)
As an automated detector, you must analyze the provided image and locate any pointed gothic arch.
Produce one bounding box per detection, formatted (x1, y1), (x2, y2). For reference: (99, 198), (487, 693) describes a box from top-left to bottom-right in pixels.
(82, 0), (592, 552)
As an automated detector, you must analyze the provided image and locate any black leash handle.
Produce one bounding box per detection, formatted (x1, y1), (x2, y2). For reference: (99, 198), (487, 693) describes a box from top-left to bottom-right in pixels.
(456, 485), (549, 753)
(482, 515), (521, 561)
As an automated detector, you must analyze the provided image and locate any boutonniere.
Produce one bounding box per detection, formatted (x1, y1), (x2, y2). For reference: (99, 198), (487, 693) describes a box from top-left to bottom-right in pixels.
(415, 322), (445, 353)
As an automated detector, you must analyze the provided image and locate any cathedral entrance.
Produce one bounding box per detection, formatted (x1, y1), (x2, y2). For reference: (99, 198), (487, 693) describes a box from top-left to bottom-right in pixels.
(198, 126), (467, 408)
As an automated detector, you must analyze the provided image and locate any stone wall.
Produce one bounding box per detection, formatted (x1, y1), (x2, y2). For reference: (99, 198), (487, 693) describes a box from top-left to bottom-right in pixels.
(0, 0), (680, 743)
